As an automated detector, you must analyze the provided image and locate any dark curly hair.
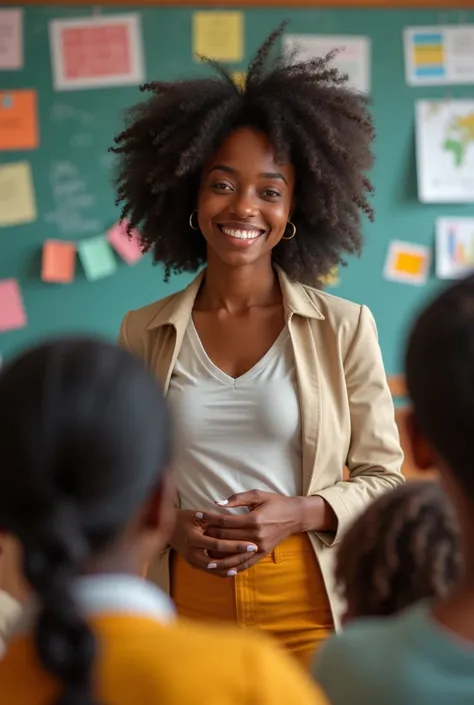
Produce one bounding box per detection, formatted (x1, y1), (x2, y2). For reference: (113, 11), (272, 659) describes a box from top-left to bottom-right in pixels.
(111, 23), (375, 284)
(336, 481), (461, 620)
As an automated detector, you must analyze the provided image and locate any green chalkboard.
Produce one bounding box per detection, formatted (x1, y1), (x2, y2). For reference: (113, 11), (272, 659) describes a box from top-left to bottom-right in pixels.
(1, 6), (473, 373)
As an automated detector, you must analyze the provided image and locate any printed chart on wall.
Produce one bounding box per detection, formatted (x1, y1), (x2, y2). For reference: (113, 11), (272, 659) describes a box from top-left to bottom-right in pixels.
(404, 24), (474, 86)
(436, 217), (474, 280)
(416, 100), (474, 203)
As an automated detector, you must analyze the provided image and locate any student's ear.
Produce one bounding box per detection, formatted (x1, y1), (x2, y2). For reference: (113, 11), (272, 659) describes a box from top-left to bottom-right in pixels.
(405, 411), (437, 472)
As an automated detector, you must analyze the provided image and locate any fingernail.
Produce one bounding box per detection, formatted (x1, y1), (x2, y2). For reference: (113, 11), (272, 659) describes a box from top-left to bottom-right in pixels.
(227, 569), (237, 577)
(207, 563), (217, 570)
(195, 512), (204, 520)
(247, 545), (257, 552)
(216, 499), (229, 506)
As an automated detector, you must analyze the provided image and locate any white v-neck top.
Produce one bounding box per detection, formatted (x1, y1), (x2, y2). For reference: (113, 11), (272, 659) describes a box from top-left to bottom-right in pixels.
(167, 320), (302, 513)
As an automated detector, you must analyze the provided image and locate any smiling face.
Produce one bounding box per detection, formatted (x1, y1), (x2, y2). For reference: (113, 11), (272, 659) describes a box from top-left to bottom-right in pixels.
(196, 126), (295, 269)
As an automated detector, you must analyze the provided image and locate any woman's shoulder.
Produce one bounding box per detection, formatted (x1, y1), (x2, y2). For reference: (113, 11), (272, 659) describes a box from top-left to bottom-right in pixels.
(297, 280), (373, 332)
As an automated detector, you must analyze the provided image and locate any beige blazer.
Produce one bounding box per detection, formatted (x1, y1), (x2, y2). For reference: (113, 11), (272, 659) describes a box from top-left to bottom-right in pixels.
(118, 266), (404, 626)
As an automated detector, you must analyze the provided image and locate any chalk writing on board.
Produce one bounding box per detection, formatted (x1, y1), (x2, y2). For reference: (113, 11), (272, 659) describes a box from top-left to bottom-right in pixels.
(50, 103), (94, 125)
(44, 160), (101, 236)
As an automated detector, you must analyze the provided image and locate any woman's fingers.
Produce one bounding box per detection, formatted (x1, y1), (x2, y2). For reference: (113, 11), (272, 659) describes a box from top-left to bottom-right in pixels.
(202, 548), (260, 575)
(196, 531), (257, 556)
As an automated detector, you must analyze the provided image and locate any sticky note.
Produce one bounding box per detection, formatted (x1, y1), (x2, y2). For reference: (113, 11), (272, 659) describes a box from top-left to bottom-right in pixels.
(77, 235), (117, 281)
(107, 221), (143, 265)
(384, 240), (430, 286)
(321, 268), (339, 287)
(0, 90), (39, 151)
(0, 279), (27, 333)
(0, 8), (23, 70)
(0, 161), (36, 227)
(42, 240), (76, 284)
(193, 12), (243, 62)
(232, 71), (246, 90)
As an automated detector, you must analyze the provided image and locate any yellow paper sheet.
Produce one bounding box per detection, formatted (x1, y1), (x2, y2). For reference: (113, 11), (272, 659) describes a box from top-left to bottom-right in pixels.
(232, 71), (246, 90)
(0, 161), (36, 227)
(193, 11), (243, 63)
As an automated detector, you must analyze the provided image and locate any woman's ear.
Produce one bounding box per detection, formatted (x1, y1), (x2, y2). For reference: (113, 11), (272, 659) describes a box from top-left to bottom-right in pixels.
(405, 411), (437, 472)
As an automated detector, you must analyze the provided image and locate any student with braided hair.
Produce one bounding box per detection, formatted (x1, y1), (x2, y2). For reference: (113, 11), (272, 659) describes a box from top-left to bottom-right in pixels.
(334, 480), (461, 623)
(0, 337), (326, 705)
(114, 23), (403, 664)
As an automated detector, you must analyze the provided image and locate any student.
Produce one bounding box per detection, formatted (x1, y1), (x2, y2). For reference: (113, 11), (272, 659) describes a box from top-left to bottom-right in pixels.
(0, 337), (327, 704)
(113, 21), (403, 662)
(314, 275), (474, 705)
(335, 480), (461, 623)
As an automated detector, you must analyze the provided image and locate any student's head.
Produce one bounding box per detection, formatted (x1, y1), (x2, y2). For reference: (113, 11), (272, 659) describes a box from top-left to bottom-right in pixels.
(112, 23), (375, 285)
(0, 337), (173, 705)
(406, 276), (474, 522)
(336, 481), (461, 622)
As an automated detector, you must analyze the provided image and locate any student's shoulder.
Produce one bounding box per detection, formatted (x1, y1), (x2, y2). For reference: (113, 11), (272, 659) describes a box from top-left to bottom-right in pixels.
(155, 619), (327, 703)
(314, 607), (427, 703)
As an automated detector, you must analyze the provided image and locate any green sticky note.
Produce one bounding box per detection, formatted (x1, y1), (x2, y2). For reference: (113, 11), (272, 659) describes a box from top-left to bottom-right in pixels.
(78, 235), (117, 281)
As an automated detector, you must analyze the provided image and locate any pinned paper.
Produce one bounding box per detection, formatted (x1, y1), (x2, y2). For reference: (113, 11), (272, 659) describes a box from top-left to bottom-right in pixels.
(107, 221), (142, 265)
(284, 34), (371, 94)
(436, 217), (474, 280)
(0, 8), (23, 70)
(193, 12), (243, 62)
(0, 162), (37, 227)
(0, 279), (27, 333)
(49, 14), (144, 91)
(0, 90), (39, 151)
(232, 71), (246, 90)
(384, 241), (430, 286)
(321, 268), (339, 287)
(404, 25), (474, 86)
(77, 235), (117, 281)
(42, 240), (76, 284)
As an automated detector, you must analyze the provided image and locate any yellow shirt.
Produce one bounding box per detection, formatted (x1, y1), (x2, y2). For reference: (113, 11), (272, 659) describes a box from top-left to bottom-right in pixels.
(0, 575), (326, 705)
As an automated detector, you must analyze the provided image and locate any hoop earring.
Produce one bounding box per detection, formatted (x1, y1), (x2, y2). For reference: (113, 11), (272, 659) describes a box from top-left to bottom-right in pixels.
(189, 210), (199, 231)
(282, 221), (296, 240)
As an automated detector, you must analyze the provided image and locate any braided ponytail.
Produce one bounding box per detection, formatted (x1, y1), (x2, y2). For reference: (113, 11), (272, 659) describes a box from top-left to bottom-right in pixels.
(0, 337), (172, 705)
(22, 502), (98, 705)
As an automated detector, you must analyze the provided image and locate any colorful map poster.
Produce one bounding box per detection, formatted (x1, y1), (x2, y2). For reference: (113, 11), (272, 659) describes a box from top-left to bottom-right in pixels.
(415, 100), (474, 203)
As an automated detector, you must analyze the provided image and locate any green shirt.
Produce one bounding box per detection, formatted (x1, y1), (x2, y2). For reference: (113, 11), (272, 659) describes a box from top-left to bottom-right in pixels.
(314, 604), (474, 705)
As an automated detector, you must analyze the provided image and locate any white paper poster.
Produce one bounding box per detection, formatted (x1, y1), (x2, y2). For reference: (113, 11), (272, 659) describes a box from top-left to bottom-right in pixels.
(0, 8), (22, 70)
(49, 14), (144, 91)
(436, 217), (474, 280)
(283, 34), (371, 94)
(415, 100), (474, 204)
(404, 25), (474, 86)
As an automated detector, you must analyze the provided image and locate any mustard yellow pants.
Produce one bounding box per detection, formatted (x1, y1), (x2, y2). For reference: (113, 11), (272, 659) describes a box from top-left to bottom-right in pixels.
(171, 533), (333, 669)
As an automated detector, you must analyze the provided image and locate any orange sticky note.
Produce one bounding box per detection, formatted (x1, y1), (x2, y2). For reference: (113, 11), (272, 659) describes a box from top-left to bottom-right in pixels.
(384, 240), (430, 286)
(0, 90), (39, 151)
(42, 240), (76, 283)
(0, 279), (27, 332)
(394, 252), (424, 275)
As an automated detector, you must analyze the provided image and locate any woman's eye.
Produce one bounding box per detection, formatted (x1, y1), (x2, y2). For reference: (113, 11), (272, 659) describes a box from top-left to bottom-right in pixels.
(211, 182), (232, 191)
(262, 189), (281, 198)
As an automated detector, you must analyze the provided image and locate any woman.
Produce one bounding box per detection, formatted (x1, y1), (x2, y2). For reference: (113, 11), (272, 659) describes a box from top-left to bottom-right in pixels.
(0, 337), (324, 705)
(113, 25), (404, 666)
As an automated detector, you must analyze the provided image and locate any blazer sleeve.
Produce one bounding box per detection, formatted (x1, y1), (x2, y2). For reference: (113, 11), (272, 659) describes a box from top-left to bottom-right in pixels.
(314, 305), (404, 544)
(118, 311), (146, 362)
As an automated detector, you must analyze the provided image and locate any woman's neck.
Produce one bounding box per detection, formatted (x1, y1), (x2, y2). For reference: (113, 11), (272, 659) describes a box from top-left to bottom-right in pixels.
(197, 256), (281, 313)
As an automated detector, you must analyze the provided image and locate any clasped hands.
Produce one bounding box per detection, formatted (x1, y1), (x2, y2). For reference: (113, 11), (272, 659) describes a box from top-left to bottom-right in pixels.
(171, 490), (303, 578)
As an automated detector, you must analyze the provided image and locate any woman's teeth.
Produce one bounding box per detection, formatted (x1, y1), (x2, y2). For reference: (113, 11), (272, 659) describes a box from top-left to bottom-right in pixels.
(221, 227), (262, 240)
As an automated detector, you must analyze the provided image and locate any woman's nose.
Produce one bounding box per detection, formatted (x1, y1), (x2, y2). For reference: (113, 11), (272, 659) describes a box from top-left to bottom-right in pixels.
(229, 190), (259, 218)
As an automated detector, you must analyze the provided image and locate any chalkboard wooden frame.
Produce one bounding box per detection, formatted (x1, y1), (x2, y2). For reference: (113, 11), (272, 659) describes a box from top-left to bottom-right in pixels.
(18, 0), (474, 7)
